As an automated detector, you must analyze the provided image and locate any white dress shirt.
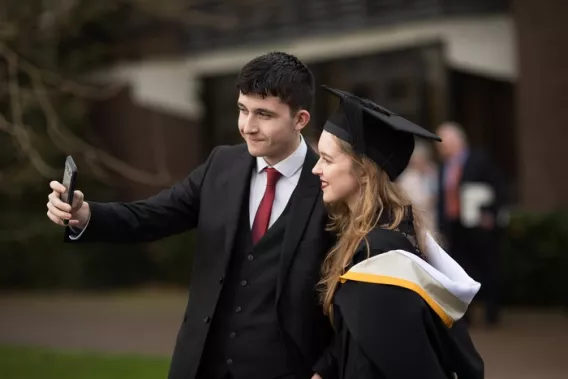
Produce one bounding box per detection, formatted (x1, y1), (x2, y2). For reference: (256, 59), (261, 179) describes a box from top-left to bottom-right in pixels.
(249, 136), (307, 228)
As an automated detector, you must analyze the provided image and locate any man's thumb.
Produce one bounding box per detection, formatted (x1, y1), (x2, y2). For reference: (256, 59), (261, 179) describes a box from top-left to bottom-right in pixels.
(72, 190), (84, 209)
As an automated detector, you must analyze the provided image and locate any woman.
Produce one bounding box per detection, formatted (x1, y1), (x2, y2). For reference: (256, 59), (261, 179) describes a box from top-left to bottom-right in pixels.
(311, 86), (484, 379)
(396, 140), (439, 234)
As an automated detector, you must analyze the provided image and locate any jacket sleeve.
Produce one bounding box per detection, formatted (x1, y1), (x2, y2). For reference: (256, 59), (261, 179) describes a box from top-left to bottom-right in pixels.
(65, 146), (220, 243)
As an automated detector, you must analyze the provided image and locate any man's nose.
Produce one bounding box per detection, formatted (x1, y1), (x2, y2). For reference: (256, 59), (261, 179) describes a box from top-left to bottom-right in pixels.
(242, 117), (257, 134)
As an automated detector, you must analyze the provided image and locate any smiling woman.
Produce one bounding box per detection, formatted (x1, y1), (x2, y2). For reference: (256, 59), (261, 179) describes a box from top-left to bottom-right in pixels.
(311, 86), (483, 379)
(312, 131), (359, 208)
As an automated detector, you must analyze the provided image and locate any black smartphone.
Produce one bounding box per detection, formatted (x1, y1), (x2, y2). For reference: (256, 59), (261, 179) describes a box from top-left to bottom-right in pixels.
(61, 156), (77, 226)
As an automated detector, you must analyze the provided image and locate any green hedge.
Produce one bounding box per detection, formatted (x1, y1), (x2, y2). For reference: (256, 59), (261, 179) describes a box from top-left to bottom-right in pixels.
(2, 210), (567, 307)
(0, 165), (195, 290)
(502, 211), (568, 307)
(0, 231), (195, 290)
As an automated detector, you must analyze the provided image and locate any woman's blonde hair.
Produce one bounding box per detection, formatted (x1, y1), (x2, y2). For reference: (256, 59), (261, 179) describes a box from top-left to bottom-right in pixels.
(319, 137), (429, 315)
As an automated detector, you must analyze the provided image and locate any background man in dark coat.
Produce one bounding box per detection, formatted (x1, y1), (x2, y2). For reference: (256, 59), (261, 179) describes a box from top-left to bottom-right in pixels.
(436, 122), (508, 326)
(46, 52), (335, 379)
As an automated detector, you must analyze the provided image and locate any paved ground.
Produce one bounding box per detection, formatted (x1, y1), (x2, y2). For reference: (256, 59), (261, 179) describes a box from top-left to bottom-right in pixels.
(1, 289), (567, 379)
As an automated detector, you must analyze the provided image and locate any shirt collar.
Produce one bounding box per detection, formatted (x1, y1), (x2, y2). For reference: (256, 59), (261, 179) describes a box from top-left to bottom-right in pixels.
(256, 135), (307, 178)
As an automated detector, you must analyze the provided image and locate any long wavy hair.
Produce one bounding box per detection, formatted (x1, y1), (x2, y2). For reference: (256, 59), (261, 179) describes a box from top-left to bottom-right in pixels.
(319, 137), (429, 315)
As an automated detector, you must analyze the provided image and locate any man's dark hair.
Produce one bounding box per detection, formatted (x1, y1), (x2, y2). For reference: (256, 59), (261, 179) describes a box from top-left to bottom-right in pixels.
(237, 51), (315, 113)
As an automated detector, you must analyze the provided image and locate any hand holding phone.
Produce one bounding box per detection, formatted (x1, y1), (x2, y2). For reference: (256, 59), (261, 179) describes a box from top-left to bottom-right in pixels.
(46, 156), (89, 228)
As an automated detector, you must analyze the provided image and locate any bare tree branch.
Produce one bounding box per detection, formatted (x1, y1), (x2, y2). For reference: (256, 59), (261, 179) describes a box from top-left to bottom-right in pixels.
(0, 42), (174, 187)
(5, 49), (60, 178)
(0, 43), (122, 100)
(0, 0), (242, 244)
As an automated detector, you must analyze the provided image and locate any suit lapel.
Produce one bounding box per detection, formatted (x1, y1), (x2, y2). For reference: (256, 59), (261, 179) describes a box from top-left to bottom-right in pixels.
(221, 149), (255, 269)
(276, 148), (321, 303)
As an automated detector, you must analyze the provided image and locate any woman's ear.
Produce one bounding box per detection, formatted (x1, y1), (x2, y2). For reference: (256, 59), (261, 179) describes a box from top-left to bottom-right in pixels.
(359, 176), (370, 186)
(356, 167), (369, 184)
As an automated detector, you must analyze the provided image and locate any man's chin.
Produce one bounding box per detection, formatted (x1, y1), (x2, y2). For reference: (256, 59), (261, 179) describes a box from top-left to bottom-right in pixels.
(246, 144), (267, 157)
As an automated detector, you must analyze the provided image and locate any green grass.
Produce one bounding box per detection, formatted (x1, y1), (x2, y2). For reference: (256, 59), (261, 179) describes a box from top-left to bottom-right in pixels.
(0, 345), (170, 379)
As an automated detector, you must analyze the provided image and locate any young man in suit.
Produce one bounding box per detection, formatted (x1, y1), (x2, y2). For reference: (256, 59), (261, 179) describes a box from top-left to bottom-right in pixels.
(46, 52), (335, 379)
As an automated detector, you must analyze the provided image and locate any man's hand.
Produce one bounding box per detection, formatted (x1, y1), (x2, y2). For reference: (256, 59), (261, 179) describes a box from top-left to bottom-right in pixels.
(46, 181), (90, 229)
(311, 374), (323, 379)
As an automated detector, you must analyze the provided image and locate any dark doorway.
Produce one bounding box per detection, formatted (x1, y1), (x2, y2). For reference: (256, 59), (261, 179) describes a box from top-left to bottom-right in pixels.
(448, 69), (517, 202)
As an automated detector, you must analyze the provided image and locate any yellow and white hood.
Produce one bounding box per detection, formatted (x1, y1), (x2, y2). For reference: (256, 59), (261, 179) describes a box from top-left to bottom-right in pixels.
(340, 233), (481, 327)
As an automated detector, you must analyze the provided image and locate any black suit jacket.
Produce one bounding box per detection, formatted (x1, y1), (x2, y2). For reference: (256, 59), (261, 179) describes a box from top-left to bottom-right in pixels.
(66, 144), (334, 379)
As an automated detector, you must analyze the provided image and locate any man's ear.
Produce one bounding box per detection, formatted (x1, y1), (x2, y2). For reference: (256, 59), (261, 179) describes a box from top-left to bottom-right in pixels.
(294, 110), (311, 132)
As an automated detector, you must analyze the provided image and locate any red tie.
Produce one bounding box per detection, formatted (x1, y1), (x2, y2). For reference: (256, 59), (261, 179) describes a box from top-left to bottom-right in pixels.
(252, 167), (282, 244)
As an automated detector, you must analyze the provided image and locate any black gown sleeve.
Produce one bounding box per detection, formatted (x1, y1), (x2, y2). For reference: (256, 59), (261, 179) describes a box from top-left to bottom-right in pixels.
(312, 327), (342, 379)
(445, 320), (485, 379)
(336, 273), (484, 379)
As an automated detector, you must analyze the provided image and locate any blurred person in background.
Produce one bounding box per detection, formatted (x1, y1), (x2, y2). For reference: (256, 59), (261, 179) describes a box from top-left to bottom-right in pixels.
(436, 121), (507, 327)
(397, 140), (438, 234)
(46, 52), (337, 379)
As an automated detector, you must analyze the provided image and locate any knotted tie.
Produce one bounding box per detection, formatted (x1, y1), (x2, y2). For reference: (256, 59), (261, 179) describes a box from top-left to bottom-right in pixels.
(251, 167), (282, 243)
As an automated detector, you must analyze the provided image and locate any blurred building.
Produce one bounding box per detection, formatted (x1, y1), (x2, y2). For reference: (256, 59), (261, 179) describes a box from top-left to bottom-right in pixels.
(88, 0), (567, 212)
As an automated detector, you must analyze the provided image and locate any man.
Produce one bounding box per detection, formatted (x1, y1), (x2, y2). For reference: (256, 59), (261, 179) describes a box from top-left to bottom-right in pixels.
(47, 52), (335, 379)
(436, 122), (507, 326)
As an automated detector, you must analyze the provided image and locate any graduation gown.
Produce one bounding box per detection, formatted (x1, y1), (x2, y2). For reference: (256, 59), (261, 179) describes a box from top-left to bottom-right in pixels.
(319, 217), (484, 379)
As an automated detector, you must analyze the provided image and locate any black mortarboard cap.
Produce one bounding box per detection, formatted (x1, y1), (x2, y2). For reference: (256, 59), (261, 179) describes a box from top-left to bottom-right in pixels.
(321, 85), (441, 181)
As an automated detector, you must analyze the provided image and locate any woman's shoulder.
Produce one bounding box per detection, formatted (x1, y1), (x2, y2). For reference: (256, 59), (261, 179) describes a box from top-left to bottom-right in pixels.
(354, 227), (416, 260)
(353, 208), (421, 262)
